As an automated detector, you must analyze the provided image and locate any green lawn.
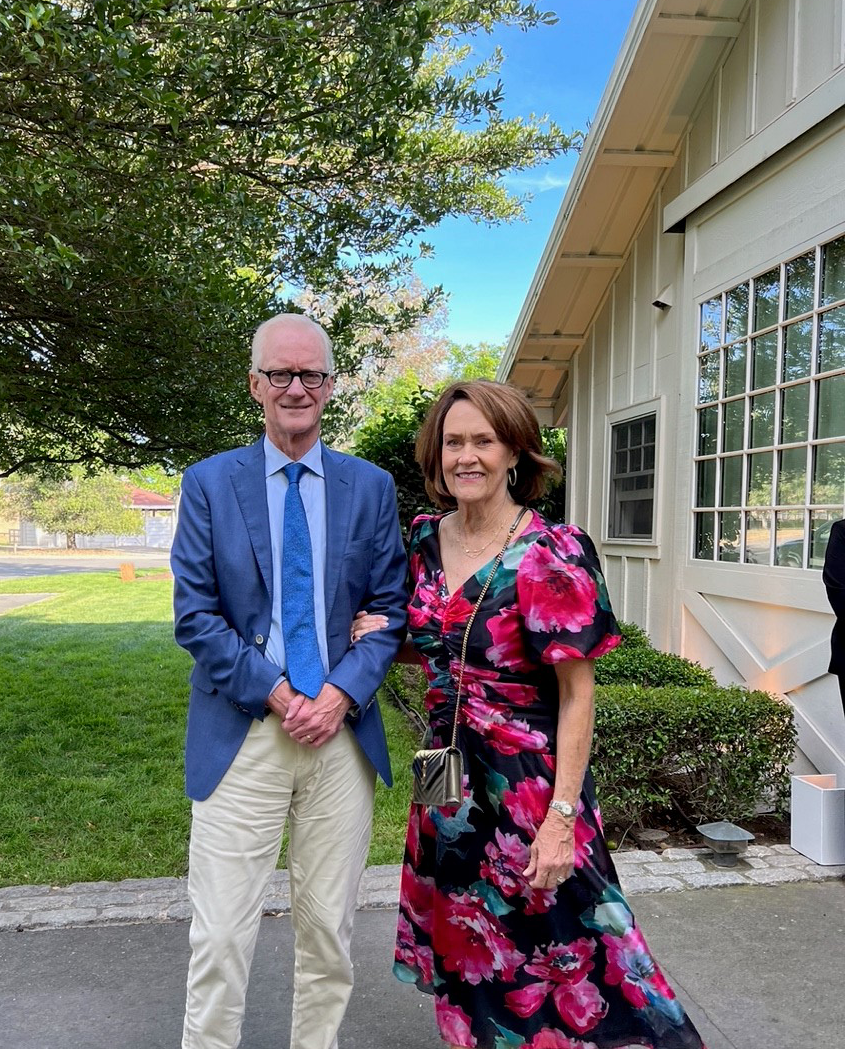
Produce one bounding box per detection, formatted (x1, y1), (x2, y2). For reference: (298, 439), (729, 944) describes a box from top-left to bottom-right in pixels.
(0, 571), (419, 887)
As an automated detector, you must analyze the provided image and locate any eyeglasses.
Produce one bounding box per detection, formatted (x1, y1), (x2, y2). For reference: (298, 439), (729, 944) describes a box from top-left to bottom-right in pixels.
(257, 368), (331, 390)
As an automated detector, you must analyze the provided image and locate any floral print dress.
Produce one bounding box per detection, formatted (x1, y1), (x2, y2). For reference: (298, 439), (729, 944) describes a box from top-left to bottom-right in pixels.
(393, 511), (706, 1049)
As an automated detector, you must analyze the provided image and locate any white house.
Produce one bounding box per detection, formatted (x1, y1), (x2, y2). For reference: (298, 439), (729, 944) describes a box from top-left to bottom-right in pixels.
(501, 0), (845, 778)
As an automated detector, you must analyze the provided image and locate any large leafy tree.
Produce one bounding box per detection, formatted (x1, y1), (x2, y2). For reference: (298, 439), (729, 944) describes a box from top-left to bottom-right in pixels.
(0, 0), (575, 476)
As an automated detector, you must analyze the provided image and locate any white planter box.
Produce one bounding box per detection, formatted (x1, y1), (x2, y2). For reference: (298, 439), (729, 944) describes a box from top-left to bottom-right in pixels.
(791, 775), (845, 865)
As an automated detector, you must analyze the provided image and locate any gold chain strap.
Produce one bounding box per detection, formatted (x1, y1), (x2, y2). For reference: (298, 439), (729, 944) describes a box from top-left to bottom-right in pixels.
(449, 506), (527, 750)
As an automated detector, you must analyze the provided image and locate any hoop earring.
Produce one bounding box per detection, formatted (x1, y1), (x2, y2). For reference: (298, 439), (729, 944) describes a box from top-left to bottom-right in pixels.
(508, 466), (517, 488)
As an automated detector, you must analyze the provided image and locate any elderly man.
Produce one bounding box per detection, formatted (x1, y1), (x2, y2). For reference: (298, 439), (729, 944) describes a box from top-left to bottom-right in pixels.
(171, 313), (407, 1049)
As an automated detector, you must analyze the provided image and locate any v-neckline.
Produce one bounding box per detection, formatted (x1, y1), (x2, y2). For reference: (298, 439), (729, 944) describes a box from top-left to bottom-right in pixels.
(433, 509), (538, 600)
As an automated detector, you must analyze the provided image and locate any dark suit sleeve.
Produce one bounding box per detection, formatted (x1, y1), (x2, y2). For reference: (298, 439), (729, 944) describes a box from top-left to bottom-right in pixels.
(325, 470), (407, 713)
(823, 520), (845, 620)
(171, 467), (280, 718)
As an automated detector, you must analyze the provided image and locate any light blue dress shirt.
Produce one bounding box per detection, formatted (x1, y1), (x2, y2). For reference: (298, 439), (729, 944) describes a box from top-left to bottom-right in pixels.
(263, 436), (329, 685)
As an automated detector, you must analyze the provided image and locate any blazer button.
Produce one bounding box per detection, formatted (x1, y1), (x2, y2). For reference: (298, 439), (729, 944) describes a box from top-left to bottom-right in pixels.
(255, 634), (264, 645)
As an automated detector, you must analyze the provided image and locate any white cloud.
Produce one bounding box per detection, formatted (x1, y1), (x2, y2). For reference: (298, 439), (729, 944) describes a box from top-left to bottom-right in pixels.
(503, 171), (572, 194)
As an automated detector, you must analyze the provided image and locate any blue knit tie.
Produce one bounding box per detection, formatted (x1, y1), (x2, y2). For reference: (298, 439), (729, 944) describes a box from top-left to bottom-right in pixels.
(282, 462), (324, 698)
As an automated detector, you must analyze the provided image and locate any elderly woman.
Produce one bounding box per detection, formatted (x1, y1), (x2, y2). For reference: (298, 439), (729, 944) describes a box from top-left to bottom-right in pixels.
(357, 380), (705, 1049)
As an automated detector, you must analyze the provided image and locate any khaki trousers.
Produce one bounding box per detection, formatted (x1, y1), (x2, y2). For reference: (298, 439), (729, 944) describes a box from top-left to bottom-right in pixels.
(182, 716), (376, 1049)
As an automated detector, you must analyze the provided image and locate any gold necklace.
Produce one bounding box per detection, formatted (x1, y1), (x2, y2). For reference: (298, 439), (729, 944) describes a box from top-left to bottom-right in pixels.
(456, 515), (508, 558)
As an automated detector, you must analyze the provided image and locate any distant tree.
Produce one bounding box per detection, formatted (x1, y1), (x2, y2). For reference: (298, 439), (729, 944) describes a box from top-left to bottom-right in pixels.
(0, 0), (577, 476)
(2, 469), (143, 548)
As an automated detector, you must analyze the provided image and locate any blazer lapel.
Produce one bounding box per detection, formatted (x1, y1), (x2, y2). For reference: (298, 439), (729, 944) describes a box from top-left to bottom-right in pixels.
(231, 437), (273, 597)
(322, 446), (351, 616)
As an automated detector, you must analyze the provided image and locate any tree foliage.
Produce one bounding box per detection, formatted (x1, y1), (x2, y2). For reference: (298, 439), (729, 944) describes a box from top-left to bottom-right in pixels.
(2, 468), (144, 547)
(0, 0), (576, 476)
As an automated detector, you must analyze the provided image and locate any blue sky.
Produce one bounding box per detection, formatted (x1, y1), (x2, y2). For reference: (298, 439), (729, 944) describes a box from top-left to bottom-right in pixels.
(416, 1), (638, 346)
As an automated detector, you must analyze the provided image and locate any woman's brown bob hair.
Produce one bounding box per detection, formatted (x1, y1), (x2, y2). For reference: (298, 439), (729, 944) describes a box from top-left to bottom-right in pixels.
(415, 380), (563, 510)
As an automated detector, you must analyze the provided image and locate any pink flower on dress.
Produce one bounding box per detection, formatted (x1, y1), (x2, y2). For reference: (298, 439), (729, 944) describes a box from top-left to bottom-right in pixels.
(588, 632), (623, 658)
(395, 912), (435, 984)
(602, 927), (676, 1009)
(485, 607), (532, 670)
(462, 698), (548, 754)
(479, 828), (556, 916)
(479, 828), (526, 897)
(461, 662), (538, 708)
(442, 592), (475, 634)
(520, 542), (599, 635)
(434, 890), (526, 985)
(434, 997), (477, 1047)
(409, 570), (445, 629)
(501, 778), (596, 869)
(399, 864), (435, 935)
(505, 939), (607, 1034)
(503, 776), (553, 835)
(520, 1030), (598, 1049)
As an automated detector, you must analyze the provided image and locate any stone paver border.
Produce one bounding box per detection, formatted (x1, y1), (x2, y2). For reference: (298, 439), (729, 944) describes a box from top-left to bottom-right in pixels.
(2, 846), (843, 933)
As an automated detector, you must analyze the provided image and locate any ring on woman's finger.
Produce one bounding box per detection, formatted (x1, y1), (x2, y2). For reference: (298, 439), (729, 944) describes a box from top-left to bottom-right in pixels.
(556, 876), (565, 884)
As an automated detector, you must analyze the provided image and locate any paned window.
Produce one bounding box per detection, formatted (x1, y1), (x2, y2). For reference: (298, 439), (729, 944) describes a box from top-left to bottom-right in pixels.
(609, 414), (655, 539)
(693, 234), (845, 568)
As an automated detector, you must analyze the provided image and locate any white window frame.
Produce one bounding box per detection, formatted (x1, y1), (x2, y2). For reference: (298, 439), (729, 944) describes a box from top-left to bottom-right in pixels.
(604, 398), (662, 549)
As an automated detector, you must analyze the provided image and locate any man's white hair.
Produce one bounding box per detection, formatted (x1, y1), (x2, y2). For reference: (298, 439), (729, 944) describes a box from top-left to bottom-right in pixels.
(250, 314), (335, 374)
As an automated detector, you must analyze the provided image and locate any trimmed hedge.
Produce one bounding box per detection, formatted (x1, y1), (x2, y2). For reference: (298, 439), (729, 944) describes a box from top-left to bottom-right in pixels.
(592, 684), (795, 827)
(594, 621), (717, 689)
(381, 624), (796, 829)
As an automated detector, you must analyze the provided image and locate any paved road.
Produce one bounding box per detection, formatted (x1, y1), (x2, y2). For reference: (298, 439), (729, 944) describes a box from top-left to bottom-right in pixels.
(2, 882), (844, 1049)
(0, 552), (171, 578)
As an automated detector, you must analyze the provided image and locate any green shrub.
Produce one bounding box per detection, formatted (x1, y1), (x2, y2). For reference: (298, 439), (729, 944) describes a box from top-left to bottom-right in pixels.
(592, 684), (796, 827)
(595, 621), (717, 688)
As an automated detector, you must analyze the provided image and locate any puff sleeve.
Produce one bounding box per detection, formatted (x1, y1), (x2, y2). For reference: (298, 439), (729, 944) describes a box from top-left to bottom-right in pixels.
(516, 524), (622, 665)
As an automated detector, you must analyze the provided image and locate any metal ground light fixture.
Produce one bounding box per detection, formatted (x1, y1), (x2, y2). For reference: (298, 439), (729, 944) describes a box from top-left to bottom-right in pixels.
(696, 821), (755, 866)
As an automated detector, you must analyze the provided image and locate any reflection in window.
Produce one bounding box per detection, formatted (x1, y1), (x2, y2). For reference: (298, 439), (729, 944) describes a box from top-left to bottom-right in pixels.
(698, 352), (719, 403)
(818, 306), (845, 373)
(778, 447), (807, 505)
(721, 454), (743, 506)
(698, 405), (718, 455)
(822, 238), (845, 306)
(812, 443), (845, 504)
(816, 374), (845, 439)
(695, 513), (715, 559)
(745, 510), (772, 565)
(693, 233), (845, 568)
(751, 331), (778, 389)
(775, 511), (805, 568)
(783, 320), (812, 382)
(785, 253), (814, 318)
(718, 511), (742, 561)
(722, 399), (745, 452)
(780, 383), (809, 444)
(725, 284), (749, 342)
(696, 458), (716, 508)
(754, 269), (780, 330)
(747, 452), (773, 506)
(750, 392), (775, 447)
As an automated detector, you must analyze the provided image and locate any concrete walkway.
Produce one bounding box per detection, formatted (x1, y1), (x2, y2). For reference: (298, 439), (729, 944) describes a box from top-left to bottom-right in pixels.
(0, 879), (843, 1049)
(2, 844), (843, 933)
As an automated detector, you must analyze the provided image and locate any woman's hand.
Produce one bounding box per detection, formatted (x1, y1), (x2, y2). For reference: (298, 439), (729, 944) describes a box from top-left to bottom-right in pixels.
(523, 813), (575, 889)
(351, 610), (389, 643)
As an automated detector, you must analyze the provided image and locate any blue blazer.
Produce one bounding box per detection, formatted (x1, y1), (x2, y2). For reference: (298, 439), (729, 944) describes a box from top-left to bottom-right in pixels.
(171, 437), (408, 800)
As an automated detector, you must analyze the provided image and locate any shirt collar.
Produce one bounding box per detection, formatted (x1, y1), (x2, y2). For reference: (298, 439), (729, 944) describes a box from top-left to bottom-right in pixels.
(263, 435), (325, 479)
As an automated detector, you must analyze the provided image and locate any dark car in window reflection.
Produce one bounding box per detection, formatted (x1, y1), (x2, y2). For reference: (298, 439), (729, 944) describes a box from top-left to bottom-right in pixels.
(775, 519), (834, 569)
